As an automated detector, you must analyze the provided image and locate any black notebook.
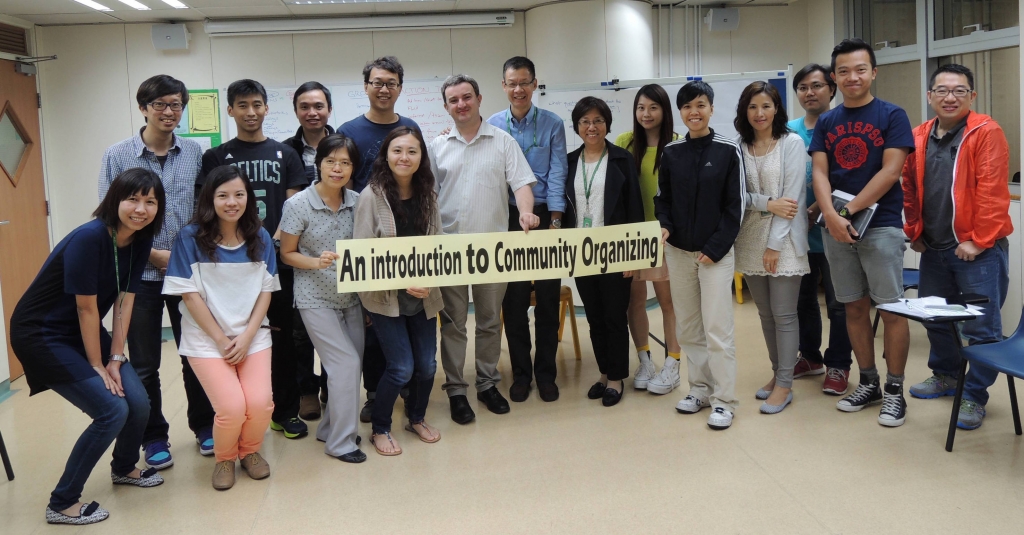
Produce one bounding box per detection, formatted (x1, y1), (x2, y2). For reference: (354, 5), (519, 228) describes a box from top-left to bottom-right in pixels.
(815, 190), (877, 241)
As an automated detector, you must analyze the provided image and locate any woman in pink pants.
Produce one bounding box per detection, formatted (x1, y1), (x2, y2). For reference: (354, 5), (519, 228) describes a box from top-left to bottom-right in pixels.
(163, 165), (279, 490)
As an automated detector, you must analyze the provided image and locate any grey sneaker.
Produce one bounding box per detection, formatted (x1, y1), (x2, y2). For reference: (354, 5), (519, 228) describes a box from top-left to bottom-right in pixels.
(909, 374), (957, 399)
(957, 399), (986, 430)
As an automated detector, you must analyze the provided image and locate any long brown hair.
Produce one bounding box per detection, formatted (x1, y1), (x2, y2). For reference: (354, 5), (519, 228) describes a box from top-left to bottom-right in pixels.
(368, 127), (437, 235)
(628, 84), (675, 172)
(191, 165), (264, 262)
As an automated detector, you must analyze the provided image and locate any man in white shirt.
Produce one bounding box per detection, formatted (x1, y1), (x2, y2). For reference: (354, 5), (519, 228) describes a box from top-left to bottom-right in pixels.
(429, 74), (538, 424)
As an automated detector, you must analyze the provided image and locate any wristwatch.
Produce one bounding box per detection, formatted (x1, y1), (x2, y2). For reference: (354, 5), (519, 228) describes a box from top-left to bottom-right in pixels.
(109, 354), (128, 363)
(273, 238), (282, 249)
(551, 218), (562, 229)
(838, 206), (852, 220)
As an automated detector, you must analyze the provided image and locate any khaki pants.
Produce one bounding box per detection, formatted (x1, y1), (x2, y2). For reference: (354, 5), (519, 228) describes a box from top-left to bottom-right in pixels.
(665, 245), (738, 411)
(439, 283), (507, 397)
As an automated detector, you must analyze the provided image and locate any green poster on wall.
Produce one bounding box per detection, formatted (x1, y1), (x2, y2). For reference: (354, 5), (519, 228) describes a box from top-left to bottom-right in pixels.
(173, 89), (221, 150)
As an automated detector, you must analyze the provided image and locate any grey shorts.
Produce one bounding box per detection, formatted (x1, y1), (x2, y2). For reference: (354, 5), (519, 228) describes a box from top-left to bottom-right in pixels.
(822, 226), (907, 304)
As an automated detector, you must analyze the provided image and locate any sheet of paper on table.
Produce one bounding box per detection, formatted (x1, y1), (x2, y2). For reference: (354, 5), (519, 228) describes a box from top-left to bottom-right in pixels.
(876, 296), (984, 319)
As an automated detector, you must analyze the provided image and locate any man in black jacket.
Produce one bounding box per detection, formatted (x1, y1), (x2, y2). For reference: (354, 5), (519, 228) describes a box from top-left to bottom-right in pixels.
(282, 81), (334, 421)
(654, 81), (744, 430)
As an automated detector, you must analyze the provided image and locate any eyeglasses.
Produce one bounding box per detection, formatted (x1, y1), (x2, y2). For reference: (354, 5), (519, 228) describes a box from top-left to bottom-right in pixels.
(149, 101), (184, 112)
(322, 158), (352, 168)
(930, 87), (972, 98)
(578, 118), (606, 128)
(504, 80), (535, 90)
(796, 83), (830, 93)
(369, 81), (400, 90)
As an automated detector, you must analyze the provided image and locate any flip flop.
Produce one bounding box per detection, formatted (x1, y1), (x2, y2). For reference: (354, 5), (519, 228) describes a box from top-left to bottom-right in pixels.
(371, 432), (402, 456)
(404, 421), (441, 444)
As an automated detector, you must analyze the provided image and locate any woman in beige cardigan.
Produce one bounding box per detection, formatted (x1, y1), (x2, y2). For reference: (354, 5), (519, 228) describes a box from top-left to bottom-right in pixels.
(354, 126), (444, 456)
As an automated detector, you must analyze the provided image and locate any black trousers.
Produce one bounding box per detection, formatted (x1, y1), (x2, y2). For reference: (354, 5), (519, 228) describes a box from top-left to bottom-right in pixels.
(362, 311), (387, 394)
(128, 280), (214, 441)
(575, 272), (633, 382)
(503, 204), (561, 385)
(268, 268), (301, 421)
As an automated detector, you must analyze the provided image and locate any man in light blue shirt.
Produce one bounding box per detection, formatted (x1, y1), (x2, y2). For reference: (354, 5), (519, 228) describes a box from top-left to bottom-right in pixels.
(486, 56), (568, 403)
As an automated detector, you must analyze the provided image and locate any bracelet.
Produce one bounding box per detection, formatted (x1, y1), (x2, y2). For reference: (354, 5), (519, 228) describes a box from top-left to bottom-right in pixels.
(109, 354), (128, 363)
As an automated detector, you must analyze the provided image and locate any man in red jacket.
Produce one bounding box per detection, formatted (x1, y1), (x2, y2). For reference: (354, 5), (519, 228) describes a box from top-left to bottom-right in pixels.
(902, 64), (1013, 430)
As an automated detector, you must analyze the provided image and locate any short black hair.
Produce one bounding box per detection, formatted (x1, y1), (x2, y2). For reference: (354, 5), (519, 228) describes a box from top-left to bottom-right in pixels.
(293, 81), (332, 111)
(363, 56), (404, 85)
(676, 81), (714, 109)
(314, 134), (361, 183)
(136, 74), (189, 108)
(930, 63), (975, 91)
(571, 96), (613, 136)
(93, 168), (166, 243)
(792, 63), (837, 101)
(734, 81), (791, 144)
(227, 79), (267, 107)
(502, 56), (536, 80)
(831, 38), (876, 72)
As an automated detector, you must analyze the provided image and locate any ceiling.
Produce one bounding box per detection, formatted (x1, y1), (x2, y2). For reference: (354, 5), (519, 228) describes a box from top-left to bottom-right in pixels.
(1, 0), (791, 26)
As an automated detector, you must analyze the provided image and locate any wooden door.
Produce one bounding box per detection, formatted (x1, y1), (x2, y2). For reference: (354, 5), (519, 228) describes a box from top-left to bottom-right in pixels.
(0, 59), (50, 381)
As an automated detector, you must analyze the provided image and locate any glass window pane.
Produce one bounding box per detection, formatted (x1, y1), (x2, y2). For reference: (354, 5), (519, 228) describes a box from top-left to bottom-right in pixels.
(0, 107), (29, 178)
(870, 0), (917, 47)
(872, 61), (923, 126)
(934, 0), (1019, 40)
(937, 47), (1020, 182)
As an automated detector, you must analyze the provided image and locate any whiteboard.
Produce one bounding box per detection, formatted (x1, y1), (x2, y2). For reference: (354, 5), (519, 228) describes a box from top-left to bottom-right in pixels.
(221, 78), (454, 144)
(535, 70), (792, 152)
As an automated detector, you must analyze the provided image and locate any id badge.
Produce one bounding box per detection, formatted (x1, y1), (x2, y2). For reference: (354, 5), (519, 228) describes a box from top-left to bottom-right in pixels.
(583, 216), (593, 228)
(759, 210), (772, 219)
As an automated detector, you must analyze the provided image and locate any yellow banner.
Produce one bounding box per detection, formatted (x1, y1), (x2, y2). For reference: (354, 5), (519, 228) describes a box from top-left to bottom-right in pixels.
(336, 221), (663, 292)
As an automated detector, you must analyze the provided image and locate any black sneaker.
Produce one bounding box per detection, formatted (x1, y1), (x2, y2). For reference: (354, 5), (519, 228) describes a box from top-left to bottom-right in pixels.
(835, 380), (882, 412)
(359, 398), (374, 423)
(270, 417), (308, 439)
(878, 382), (908, 427)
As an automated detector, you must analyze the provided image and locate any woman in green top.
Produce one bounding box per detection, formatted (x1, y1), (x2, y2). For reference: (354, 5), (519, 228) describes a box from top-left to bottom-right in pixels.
(614, 84), (683, 394)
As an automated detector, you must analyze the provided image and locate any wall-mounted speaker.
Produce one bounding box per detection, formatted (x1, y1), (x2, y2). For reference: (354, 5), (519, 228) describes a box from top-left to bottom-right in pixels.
(705, 8), (740, 32)
(151, 24), (190, 50)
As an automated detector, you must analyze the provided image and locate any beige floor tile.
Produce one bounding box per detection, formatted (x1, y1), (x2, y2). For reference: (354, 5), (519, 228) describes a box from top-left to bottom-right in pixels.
(2, 293), (1024, 534)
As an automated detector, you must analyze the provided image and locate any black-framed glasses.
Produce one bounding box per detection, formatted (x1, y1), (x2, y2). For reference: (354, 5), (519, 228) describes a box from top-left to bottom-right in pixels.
(797, 83), (830, 93)
(149, 101), (184, 112)
(369, 81), (400, 90)
(504, 79), (535, 90)
(930, 87), (972, 98)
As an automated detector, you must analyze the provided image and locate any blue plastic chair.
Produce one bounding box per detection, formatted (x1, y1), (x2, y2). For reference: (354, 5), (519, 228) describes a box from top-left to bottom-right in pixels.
(945, 308), (1024, 452)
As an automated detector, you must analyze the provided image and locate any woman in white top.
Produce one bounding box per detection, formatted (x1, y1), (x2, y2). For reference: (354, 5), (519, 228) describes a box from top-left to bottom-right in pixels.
(164, 165), (279, 490)
(732, 81), (810, 414)
(563, 97), (645, 407)
(280, 134), (365, 464)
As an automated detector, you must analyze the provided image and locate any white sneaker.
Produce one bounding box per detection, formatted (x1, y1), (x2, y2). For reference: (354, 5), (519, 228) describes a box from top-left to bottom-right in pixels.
(647, 358), (680, 395)
(633, 350), (656, 390)
(707, 407), (734, 430)
(675, 394), (709, 414)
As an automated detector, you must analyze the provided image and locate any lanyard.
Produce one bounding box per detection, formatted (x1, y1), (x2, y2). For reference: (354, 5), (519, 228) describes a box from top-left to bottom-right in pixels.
(506, 107), (539, 155)
(112, 228), (132, 312)
(581, 147), (607, 210)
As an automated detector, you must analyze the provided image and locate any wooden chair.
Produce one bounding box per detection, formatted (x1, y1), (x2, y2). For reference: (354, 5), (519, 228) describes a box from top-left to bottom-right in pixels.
(734, 272), (744, 304)
(499, 284), (582, 361)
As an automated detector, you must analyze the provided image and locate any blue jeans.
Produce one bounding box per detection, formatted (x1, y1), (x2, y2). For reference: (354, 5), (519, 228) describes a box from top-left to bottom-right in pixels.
(919, 242), (1009, 406)
(797, 252), (853, 370)
(48, 363), (149, 511)
(369, 312), (438, 433)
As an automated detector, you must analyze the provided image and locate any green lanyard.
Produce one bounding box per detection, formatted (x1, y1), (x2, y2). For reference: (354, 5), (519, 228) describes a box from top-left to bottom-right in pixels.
(112, 228), (132, 312)
(581, 146), (607, 215)
(506, 106), (539, 155)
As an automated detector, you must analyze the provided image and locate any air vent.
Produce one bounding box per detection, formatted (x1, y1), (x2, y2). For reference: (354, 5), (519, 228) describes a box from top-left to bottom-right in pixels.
(0, 23), (28, 56)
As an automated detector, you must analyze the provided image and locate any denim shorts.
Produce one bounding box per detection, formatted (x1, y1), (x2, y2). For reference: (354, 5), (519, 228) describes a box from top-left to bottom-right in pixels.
(822, 226), (907, 304)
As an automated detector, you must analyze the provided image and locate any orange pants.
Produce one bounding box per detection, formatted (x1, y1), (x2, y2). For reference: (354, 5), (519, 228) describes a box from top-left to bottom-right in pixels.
(188, 349), (274, 462)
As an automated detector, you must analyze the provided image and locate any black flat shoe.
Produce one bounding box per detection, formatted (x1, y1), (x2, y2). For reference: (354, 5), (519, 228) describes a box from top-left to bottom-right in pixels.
(509, 382), (530, 402)
(587, 382), (608, 400)
(337, 449), (367, 463)
(477, 387), (511, 414)
(602, 385), (623, 407)
(449, 395), (476, 424)
(537, 382), (559, 402)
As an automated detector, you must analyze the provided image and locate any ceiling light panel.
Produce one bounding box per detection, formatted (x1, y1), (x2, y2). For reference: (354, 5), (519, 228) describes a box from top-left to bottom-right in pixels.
(161, 0), (189, 8)
(117, 0), (151, 9)
(289, 0), (439, 3)
(73, 0), (114, 10)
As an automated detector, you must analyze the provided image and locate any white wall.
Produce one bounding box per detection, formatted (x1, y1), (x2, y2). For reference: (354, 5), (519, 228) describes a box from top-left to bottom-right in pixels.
(36, 19), (527, 243)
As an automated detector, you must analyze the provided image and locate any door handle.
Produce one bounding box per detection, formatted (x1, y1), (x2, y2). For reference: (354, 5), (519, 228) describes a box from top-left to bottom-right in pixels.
(0, 220), (9, 225)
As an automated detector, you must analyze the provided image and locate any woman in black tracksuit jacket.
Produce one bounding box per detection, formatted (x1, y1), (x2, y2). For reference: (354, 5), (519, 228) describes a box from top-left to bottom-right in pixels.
(564, 97), (645, 407)
(653, 81), (744, 430)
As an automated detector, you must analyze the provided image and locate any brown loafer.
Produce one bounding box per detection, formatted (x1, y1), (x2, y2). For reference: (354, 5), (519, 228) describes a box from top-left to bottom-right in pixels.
(212, 460), (235, 490)
(299, 394), (322, 420)
(240, 452), (270, 480)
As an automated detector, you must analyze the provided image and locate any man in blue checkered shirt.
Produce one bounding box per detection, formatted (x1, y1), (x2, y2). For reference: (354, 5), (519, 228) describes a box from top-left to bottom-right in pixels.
(97, 74), (214, 470)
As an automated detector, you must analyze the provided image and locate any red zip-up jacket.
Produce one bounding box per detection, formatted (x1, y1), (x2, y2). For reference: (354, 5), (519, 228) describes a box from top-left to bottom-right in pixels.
(902, 112), (1013, 249)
